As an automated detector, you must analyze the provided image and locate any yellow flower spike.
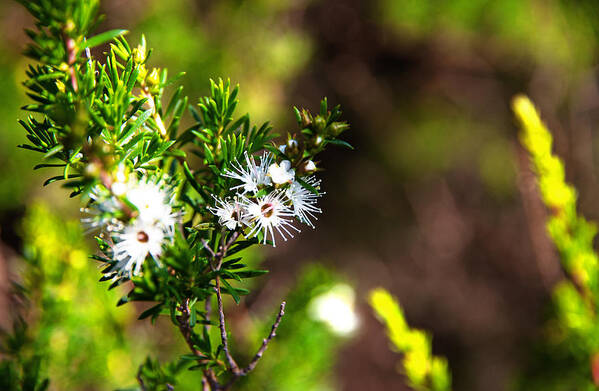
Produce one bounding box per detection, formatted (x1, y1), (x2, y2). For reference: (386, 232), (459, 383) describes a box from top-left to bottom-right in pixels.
(514, 95), (599, 387)
(369, 288), (452, 391)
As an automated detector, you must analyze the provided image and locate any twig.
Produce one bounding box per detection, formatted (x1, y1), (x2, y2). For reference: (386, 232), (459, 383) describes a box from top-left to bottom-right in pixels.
(215, 276), (240, 373)
(221, 302), (286, 390)
(201, 238), (216, 258)
(239, 301), (286, 375)
(176, 298), (209, 360)
(175, 298), (222, 390)
(202, 377), (210, 391)
(63, 33), (79, 92)
(221, 231), (240, 258)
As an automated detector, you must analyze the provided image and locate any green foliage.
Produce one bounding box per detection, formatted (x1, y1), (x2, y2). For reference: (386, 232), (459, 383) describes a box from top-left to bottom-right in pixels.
(369, 288), (452, 391)
(512, 96), (599, 390)
(0, 317), (49, 391)
(135, 357), (187, 391)
(15, 0), (351, 389)
(0, 203), (151, 390)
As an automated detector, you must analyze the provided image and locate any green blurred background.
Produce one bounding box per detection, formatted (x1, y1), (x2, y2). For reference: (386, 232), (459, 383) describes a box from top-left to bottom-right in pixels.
(3, 0), (599, 390)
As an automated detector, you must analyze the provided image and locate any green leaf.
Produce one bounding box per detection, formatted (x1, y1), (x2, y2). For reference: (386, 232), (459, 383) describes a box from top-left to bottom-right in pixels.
(138, 302), (164, 320)
(42, 144), (63, 159)
(235, 269), (269, 278)
(226, 238), (259, 256)
(325, 138), (354, 150)
(220, 279), (240, 304)
(82, 29), (128, 49)
(189, 306), (197, 327)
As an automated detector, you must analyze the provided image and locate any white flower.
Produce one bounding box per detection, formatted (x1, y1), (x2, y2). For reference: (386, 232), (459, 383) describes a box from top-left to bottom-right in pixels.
(223, 152), (272, 194)
(242, 191), (299, 246)
(125, 176), (178, 235)
(268, 160), (295, 185)
(286, 177), (322, 228)
(113, 219), (167, 277)
(82, 174), (178, 236)
(83, 174), (180, 278)
(209, 197), (247, 230)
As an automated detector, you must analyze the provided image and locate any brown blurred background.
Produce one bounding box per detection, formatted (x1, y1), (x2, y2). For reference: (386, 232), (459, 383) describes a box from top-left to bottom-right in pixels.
(3, 0), (599, 390)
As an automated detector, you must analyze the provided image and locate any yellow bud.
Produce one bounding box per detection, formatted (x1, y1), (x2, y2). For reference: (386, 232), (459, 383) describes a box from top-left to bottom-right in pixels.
(147, 67), (160, 86)
(132, 47), (145, 64)
(64, 20), (76, 33)
(55, 79), (66, 93)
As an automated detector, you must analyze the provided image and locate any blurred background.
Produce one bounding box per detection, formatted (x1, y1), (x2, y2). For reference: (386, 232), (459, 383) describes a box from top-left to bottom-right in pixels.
(2, 0), (599, 390)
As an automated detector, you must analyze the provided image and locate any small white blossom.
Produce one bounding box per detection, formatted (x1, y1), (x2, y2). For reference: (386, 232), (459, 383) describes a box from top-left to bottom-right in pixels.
(125, 176), (178, 235)
(83, 175), (178, 236)
(242, 191), (299, 246)
(268, 160), (295, 185)
(223, 152), (272, 194)
(286, 177), (322, 228)
(113, 219), (166, 277)
(209, 197), (247, 230)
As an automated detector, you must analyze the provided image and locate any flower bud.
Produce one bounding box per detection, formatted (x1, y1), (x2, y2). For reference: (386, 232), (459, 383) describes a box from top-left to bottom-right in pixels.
(85, 162), (101, 178)
(285, 138), (300, 158)
(328, 122), (349, 137)
(132, 47), (145, 64)
(55, 80), (66, 93)
(300, 109), (312, 128)
(314, 116), (326, 132)
(64, 20), (76, 34)
(146, 68), (160, 87)
(137, 64), (148, 84)
(299, 160), (317, 175)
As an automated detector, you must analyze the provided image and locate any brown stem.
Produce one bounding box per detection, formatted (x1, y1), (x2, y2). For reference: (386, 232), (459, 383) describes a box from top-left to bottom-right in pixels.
(64, 35), (79, 92)
(239, 301), (286, 375)
(176, 298), (209, 360)
(196, 229), (282, 390)
(176, 298), (222, 390)
(215, 276), (240, 373)
(221, 302), (286, 390)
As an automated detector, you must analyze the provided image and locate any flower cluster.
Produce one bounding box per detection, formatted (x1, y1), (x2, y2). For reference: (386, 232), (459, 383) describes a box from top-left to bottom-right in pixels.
(83, 173), (180, 277)
(210, 151), (323, 246)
